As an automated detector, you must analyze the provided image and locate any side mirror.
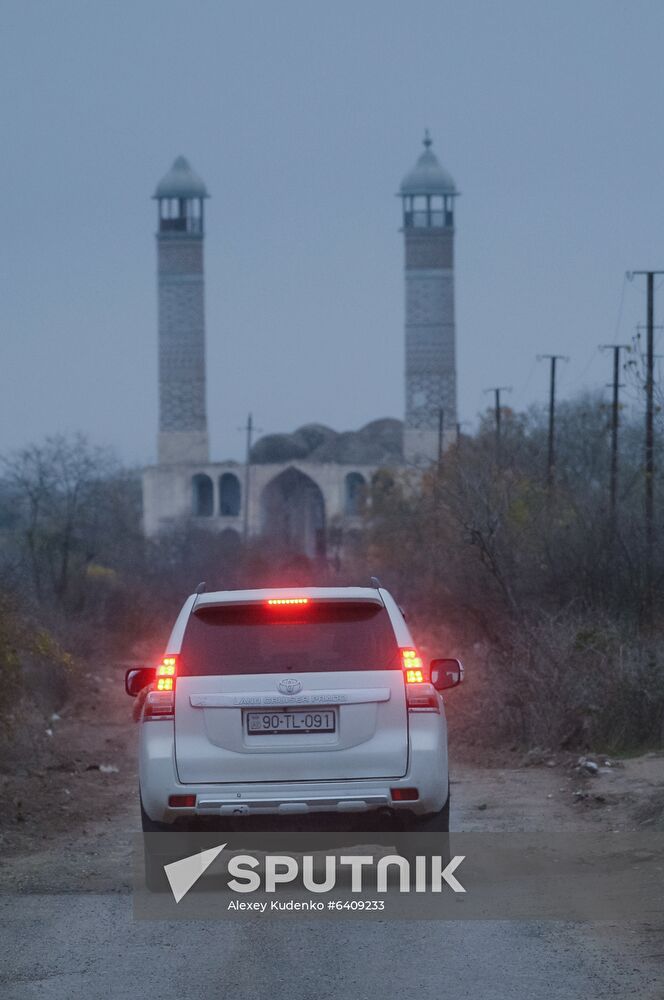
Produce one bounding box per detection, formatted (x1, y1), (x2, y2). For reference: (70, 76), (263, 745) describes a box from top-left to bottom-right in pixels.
(125, 666), (155, 697)
(430, 658), (464, 692)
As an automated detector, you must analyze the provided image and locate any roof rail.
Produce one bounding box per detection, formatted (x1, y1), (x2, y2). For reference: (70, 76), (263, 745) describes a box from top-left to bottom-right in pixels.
(195, 582), (207, 595)
(369, 576), (382, 590)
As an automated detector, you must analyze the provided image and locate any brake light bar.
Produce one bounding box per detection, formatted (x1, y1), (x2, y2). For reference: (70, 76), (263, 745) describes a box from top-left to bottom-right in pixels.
(267, 598), (310, 606)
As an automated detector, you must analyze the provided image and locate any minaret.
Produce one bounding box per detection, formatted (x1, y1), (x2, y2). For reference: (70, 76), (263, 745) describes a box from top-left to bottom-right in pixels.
(153, 156), (209, 464)
(400, 132), (458, 464)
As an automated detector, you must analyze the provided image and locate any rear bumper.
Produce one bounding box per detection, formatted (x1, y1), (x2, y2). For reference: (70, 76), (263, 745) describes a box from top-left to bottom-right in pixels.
(139, 717), (448, 823)
(193, 789), (392, 817)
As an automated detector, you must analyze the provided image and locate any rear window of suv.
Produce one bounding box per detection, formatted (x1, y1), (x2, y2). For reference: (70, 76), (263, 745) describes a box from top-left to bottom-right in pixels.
(179, 601), (400, 675)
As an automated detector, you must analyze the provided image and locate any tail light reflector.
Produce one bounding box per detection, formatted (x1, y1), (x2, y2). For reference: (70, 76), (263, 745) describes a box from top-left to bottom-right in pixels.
(143, 655), (178, 720)
(405, 683), (440, 712)
(169, 794), (196, 808)
(143, 690), (175, 719)
(391, 787), (419, 801)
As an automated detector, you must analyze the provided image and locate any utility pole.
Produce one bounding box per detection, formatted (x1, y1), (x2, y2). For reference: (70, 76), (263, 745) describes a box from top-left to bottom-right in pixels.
(239, 413), (255, 544)
(599, 343), (630, 521)
(484, 386), (512, 465)
(537, 355), (569, 489)
(437, 408), (445, 465)
(455, 420), (468, 451)
(628, 270), (664, 624)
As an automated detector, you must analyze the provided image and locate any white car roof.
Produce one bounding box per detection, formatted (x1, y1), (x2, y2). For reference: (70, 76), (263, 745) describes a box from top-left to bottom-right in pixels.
(193, 586), (384, 608)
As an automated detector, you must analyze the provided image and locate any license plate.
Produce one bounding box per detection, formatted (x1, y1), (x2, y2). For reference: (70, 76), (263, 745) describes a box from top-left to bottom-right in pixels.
(245, 710), (336, 735)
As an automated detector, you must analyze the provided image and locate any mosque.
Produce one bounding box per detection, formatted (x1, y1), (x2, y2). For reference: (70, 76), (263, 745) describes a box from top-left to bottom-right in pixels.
(142, 134), (459, 557)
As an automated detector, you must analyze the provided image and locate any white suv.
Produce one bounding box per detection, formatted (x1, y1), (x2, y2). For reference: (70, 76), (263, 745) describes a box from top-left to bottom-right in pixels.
(126, 586), (463, 832)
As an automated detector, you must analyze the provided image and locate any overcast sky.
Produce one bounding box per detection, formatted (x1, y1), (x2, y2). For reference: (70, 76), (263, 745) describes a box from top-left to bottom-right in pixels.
(2, 0), (663, 463)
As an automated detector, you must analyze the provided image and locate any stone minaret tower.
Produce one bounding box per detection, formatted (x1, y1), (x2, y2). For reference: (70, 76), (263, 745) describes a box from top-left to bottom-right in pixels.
(153, 156), (209, 464)
(400, 132), (458, 464)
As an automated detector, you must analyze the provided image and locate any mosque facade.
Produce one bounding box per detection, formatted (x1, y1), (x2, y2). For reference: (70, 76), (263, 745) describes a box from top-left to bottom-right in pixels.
(142, 136), (459, 556)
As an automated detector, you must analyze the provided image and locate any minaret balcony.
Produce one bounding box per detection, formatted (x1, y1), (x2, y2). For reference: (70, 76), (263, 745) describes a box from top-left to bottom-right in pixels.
(404, 209), (453, 229)
(159, 216), (203, 234)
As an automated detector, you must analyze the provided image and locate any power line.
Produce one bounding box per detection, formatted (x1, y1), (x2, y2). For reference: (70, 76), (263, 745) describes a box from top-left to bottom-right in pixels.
(512, 357), (538, 406)
(562, 344), (601, 391)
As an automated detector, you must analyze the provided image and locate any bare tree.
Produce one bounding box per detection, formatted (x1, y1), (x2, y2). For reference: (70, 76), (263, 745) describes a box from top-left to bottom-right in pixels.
(0, 435), (120, 606)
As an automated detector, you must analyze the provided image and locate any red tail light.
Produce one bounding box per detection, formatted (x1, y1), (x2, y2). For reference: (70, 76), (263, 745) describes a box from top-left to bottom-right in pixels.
(155, 655), (176, 690)
(401, 647), (439, 713)
(401, 647), (426, 683)
(143, 655), (177, 720)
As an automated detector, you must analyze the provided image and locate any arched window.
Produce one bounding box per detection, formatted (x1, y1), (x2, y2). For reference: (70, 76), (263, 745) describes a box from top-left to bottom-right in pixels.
(192, 473), (213, 517)
(260, 467), (326, 559)
(219, 472), (241, 517)
(345, 472), (366, 516)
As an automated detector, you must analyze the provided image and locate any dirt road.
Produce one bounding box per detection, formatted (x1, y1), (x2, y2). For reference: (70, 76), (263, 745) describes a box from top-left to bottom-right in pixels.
(0, 669), (662, 998)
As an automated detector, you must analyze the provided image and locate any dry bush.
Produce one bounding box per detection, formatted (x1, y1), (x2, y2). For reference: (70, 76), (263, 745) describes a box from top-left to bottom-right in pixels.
(485, 615), (664, 751)
(407, 612), (664, 754)
(0, 592), (73, 734)
(358, 396), (664, 752)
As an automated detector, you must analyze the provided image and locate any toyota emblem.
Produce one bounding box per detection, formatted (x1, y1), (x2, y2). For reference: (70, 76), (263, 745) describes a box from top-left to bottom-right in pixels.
(278, 678), (302, 695)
